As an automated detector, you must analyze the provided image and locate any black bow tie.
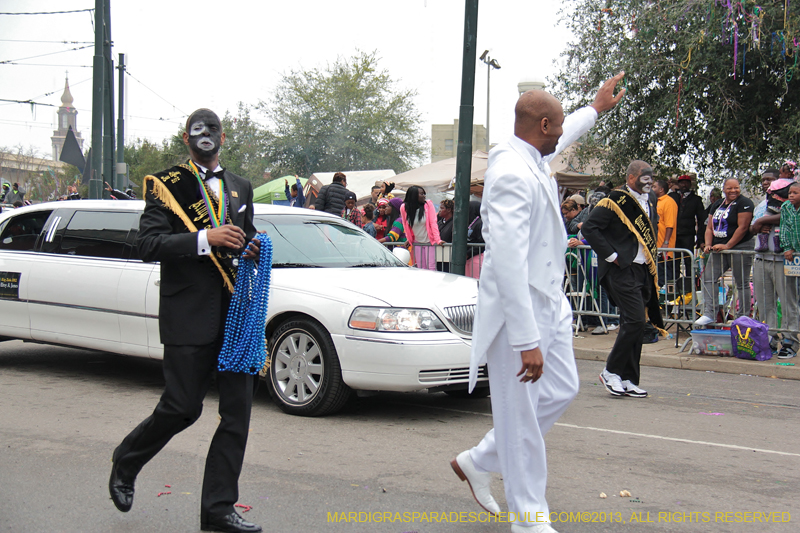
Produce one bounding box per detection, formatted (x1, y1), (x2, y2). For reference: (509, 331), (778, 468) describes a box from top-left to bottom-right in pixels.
(204, 169), (224, 181)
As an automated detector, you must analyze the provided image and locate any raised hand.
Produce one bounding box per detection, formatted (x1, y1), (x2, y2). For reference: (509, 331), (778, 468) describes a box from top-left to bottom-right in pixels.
(591, 71), (626, 114)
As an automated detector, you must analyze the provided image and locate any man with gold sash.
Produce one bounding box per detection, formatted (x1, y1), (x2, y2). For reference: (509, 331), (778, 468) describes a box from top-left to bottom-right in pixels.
(109, 109), (262, 533)
(582, 161), (662, 398)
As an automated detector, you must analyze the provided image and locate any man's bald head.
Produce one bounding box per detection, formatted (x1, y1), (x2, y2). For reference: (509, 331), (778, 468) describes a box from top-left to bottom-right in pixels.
(183, 108), (225, 166)
(186, 108), (220, 132)
(626, 160), (654, 194)
(514, 90), (565, 156)
(515, 91), (561, 130)
(626, 160), (652, 179)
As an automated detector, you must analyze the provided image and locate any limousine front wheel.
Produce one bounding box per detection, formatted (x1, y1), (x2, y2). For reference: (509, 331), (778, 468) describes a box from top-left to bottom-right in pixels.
(266, 318), (352, 416)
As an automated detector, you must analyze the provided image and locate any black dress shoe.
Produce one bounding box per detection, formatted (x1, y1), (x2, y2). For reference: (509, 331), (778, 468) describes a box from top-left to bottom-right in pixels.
(201, 511), (262, 532)
(108, 462), (135, 512)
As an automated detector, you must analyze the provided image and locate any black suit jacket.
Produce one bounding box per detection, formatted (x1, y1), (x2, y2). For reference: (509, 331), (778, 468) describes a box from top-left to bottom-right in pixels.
(581, 190), (659, 282)
(137, 169), (257, 346)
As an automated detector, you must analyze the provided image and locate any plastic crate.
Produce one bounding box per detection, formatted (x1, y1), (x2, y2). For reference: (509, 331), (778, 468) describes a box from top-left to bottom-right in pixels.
(690, 329), (732, 356)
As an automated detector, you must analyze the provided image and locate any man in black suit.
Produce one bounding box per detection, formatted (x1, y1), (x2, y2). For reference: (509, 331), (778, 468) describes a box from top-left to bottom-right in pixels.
(582, 161), (659, 399)
(109, 109), (262, 533)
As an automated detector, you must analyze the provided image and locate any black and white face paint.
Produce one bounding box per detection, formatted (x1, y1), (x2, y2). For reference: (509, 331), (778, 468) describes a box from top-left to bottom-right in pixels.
(187, 110), (222, 157)
(635, 172), (653, 194)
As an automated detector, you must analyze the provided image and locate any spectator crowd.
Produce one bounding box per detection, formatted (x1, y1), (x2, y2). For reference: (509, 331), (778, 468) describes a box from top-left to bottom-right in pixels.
(559, 161), (800, 359)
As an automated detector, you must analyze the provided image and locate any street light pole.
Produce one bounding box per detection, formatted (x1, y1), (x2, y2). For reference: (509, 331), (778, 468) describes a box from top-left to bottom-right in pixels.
(479, 51), (500, 152)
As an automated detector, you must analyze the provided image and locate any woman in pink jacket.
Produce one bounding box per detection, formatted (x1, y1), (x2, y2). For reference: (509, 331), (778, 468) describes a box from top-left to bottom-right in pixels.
(400, 185), (444, 270)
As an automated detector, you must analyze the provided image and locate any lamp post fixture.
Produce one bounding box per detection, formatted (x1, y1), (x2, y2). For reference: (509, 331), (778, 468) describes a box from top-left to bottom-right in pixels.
(479, 50), (500, 152)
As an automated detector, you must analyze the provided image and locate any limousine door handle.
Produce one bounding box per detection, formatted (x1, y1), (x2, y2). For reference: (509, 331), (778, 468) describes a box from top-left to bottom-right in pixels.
(154, 279), (160, 287)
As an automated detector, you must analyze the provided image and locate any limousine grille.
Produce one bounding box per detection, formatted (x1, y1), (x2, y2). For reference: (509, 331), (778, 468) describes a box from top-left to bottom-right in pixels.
(442, 304), (475, 335)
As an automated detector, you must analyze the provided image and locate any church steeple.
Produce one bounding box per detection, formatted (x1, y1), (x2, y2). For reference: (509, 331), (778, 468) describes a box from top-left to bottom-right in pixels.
(60, 77), (74, 107)
(51, 75), (83, 161)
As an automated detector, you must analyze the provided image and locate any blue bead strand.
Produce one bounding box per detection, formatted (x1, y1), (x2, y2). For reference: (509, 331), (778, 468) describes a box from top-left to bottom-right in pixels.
(218, 233), (273, 374)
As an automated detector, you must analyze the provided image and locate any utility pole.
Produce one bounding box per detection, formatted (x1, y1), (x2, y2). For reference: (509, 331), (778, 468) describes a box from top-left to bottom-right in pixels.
(451, 0), (479, 276)
(116, 53), (127, 191)
(89, 0), (104, 199)
(102, 0), (115, 195)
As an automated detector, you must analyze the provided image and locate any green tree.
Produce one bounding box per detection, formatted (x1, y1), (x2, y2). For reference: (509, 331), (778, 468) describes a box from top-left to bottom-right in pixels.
(124, 104), (271, 189)
(260, 50), (428, 177)
(220, 103), (271, 187)
(123, 136), (184, 189)
(553, 0), (800, 183)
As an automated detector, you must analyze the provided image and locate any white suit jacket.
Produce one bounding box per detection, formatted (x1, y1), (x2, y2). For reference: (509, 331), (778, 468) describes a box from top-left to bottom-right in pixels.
(468, 106), (598, 391)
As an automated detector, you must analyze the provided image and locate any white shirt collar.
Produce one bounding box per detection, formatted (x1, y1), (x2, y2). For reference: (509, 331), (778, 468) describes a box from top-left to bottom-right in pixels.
(192, 160), (223, 175)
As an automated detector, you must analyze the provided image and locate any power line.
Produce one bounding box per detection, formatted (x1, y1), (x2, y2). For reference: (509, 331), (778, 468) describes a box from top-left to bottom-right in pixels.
(0, 44), (93, 65)
(21, 76), (93, 105)
(0, 63), (92, 68)
(0, 98), (56, 108)
(0, 39), (93, 44)
(125, 70), (187, 116)
(0, 9), (94, 16)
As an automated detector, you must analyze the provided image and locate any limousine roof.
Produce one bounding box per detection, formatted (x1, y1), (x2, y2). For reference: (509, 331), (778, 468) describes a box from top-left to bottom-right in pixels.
(0, 200), (340, 221)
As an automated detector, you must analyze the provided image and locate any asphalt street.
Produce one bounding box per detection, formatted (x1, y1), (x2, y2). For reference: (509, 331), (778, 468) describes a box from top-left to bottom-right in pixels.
(0, 339), (798, 533)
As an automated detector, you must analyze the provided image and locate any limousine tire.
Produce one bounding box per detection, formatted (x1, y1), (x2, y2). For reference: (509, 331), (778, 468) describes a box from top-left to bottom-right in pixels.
(266, 318), (352, 416)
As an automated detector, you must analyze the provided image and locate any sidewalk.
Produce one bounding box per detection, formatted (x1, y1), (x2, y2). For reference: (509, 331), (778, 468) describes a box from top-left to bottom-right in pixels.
(572, 327), (800, 380)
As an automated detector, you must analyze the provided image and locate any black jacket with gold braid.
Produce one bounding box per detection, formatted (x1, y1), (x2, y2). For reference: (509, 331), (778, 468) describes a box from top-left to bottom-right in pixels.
(581, 188), (659, 283)
(136, 163), (256, 346)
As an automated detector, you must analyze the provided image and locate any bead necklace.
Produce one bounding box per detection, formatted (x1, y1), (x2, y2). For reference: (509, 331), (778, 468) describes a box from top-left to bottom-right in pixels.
(188, 160), (227, 228)
(217, 233), (273, 374)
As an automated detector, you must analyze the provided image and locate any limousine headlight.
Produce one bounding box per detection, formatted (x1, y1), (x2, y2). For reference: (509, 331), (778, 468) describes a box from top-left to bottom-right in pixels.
(349, 307), (447, 332)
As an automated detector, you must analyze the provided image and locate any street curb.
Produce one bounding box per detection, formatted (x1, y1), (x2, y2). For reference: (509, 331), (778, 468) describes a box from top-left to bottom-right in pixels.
(574, 346), (800, 380)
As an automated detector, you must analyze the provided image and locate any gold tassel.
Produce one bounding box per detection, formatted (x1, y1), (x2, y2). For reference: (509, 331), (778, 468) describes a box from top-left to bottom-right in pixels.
(143, 175), (235, 294)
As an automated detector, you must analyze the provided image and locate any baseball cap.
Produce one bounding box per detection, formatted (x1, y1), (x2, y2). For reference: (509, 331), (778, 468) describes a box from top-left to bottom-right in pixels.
(569, 194), (586, 205)
(677, 175), (692, 181)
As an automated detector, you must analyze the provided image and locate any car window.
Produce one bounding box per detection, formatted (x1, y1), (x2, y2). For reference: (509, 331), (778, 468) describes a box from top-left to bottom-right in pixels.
(0, 210), (53, 251)
(57, 210), (141, 259)
(254, 215), (404, 268)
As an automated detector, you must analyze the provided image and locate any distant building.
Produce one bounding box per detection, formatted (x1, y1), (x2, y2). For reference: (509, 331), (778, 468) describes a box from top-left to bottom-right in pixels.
(50, 76), (84, 162)
(0, 151), (66, 200)
(431, 120), (487, 163)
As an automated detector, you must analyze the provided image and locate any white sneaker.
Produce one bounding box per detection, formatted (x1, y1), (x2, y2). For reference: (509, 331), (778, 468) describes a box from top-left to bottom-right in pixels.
(621, 380), (647, 397)
(599, 369), (625, 396)
(511, 523), (559, 533)
(451, 451), (501, 515)
(607, 323), (619, 331)
(694, 315), (714, 326)
(777, 346), (797, 359)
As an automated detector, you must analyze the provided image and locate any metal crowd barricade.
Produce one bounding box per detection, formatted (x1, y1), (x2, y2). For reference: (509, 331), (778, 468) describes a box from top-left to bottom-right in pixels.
(701, 247), (800, 340)
(382, 242), (485, 278)
(388, 242), (800, 346)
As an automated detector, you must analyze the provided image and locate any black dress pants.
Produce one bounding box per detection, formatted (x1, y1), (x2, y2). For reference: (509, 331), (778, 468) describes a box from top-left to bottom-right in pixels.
(112, 340), (255, 517)
(602, 262), (652, 385)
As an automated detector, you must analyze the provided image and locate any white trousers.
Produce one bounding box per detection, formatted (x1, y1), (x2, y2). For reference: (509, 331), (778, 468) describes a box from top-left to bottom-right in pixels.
(469, 292), (579, 526)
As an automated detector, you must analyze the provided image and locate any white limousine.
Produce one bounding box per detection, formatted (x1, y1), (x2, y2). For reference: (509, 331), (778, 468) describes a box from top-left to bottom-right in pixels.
(0, 200), (485, 416)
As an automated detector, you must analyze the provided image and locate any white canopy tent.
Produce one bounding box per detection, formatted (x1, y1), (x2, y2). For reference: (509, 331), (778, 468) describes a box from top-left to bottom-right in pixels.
(393, 151), (489, 192)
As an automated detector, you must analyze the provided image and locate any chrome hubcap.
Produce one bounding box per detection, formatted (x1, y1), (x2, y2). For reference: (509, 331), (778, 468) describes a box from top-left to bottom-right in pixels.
(273, 330), (324, 405)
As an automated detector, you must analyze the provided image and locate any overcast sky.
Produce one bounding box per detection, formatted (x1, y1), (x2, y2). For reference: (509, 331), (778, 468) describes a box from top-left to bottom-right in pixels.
(0, 0), (569, 166)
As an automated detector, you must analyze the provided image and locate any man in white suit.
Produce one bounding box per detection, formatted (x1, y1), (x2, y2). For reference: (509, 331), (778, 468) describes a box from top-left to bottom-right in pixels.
(450, 73), (626, 533)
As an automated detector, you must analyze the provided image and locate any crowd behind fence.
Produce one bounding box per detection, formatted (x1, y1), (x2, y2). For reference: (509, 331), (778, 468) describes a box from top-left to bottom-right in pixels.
(387, 242), (800, 346)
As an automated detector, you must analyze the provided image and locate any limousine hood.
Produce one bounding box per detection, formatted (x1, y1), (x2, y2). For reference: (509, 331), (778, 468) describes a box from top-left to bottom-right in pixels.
(271, 267), (478, 310)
